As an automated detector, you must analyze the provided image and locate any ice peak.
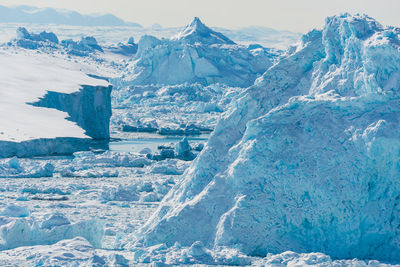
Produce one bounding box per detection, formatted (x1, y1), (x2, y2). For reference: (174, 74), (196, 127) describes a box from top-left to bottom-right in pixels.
(323, 13), (382, 39)
(187, 17), (207, 32)
(173, 17), (236, 45)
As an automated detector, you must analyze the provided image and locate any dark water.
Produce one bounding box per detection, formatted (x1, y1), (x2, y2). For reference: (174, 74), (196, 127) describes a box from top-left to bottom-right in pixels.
(109, 134), (209, 153)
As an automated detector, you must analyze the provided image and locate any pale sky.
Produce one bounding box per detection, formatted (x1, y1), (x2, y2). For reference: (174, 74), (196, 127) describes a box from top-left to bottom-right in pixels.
(0, 0), (399, 32)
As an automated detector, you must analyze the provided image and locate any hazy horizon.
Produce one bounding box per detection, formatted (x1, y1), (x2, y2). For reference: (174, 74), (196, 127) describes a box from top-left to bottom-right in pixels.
(0, 0), (399, 33)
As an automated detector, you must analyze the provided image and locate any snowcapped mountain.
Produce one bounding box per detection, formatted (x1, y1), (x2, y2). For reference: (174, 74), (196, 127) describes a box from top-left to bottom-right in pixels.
(131, 14), (400, 263)
(119, 17), (277, 88)
(0, 5), (141, 27)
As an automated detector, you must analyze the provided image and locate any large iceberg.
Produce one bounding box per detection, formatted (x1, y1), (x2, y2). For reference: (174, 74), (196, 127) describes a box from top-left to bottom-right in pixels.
(0, 49), (112, 158)
(118, 17), (277, 88)
(132, 14), (400, 263)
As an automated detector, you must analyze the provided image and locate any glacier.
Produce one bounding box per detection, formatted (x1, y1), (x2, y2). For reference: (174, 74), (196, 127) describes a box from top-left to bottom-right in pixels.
(130, 14), (400, 263)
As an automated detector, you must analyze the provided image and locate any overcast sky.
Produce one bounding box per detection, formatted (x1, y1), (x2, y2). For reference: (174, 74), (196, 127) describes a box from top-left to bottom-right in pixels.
(1, 0), (399, 32)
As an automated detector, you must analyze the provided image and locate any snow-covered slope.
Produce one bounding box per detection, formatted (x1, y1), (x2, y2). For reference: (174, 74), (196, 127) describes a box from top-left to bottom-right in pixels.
(0, 49), (111, 157)
(119, 17), (277, 88)
(132, 14), (400, 263)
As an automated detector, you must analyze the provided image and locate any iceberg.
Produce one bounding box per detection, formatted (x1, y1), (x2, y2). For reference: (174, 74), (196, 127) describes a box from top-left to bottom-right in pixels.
(11, 28), (106, 57)
(119, 17), (276, 88)
(132, 14), (400, 263)
(13, 27), (59, 49)
(0, 211), (103, 250)
(0, 49), (112, 158)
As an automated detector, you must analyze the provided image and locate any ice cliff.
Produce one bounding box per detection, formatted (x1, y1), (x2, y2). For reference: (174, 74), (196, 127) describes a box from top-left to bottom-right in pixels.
(0, 50), (111, 158)
(132, 14), (400, 263)
(31, 85), (112, 140)
(119, 17), (276, 87)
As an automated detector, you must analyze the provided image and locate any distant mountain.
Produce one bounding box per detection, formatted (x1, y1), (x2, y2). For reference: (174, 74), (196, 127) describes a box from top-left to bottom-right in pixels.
(0, 5), (142, 27)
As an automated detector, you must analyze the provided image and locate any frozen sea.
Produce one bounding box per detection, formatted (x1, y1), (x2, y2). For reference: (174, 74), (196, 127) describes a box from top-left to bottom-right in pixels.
(0, 16), (398, 266)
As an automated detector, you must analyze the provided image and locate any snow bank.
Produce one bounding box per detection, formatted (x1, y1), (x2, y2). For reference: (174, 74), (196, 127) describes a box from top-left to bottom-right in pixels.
(132, 14), (400, 263)
(0, 49), (111, 157)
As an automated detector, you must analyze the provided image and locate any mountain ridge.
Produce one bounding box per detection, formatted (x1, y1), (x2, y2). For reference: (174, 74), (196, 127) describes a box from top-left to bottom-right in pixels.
(0, 5), (142, 27)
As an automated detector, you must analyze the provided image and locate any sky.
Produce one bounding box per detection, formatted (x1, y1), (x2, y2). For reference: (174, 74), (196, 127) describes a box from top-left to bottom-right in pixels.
(0, 0), (399, 32)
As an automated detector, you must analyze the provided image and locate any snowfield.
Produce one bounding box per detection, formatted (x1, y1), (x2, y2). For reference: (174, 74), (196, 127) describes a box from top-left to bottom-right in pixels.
(0, 50), (109, 142)
(0, 12), (399, 267)
(0, 48), (112, 157)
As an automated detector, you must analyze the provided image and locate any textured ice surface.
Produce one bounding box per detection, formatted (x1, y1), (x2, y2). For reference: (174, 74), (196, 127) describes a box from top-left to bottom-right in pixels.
(0, 210), (103, 250)
(0, 147), (195, 179)
(112, 83), (243, 136)
(133, 14), (400, 263)
(0, 150), (186, 264)
(0, 237), (393, 266)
